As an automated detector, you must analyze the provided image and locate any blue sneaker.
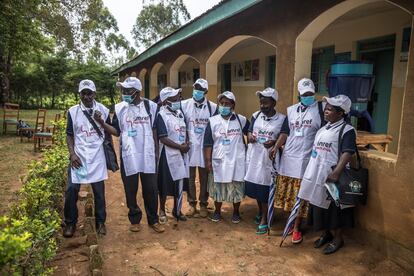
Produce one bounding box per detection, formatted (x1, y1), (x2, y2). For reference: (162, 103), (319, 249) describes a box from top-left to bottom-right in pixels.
(210, 212), (222, 222)
(232, 213), (241, 224)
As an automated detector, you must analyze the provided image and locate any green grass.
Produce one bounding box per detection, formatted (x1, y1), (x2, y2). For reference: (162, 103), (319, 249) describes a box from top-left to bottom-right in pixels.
(1, 109), (63, 135)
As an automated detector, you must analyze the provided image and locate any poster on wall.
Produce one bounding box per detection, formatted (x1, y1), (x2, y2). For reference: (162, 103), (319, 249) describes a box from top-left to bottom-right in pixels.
(251, 59), (259, 81)
(233, 62), (244, 82)
(244, 60), (252, 81)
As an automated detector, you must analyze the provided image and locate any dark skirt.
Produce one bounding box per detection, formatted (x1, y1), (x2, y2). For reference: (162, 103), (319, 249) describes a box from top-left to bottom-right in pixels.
(308, 202), (354, 232)
(157, 147), (188, 198)
(245, 181), (269, 203)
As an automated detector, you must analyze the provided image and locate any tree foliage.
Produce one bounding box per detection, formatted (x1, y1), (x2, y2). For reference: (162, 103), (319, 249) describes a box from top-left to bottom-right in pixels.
(0, 0), (135, 105)
(132, 0), (191, 49)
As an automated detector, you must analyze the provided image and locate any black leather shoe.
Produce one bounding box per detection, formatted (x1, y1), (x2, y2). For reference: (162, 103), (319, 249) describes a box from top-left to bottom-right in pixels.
(314, 231), (333, 248)
(63, 224), (76, 238)
(96, 223), (106, 235)
(323, 240), (344, 255)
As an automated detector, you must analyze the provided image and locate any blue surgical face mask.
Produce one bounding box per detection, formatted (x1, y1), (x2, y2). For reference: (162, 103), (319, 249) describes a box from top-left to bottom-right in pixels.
(122, 92), (137, 104)
(193, 89), (205, 101)
(218, 105), (232, 116)
(300, 95), (315, 106)
(168, 101), (181, 111)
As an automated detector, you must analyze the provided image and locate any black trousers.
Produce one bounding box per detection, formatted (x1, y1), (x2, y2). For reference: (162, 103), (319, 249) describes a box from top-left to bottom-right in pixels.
(121, 161), (159, 225)
(64, 167), (106, 225)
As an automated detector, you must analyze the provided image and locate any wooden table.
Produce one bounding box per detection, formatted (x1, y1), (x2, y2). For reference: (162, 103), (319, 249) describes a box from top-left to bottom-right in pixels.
(356, 131), (393, 152)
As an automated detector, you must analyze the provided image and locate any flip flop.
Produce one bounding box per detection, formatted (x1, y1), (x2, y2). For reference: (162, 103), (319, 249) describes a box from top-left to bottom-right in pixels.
(256, 224), (268, 235)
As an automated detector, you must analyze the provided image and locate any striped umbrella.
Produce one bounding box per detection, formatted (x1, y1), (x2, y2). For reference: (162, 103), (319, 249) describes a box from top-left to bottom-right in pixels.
(279, 196), (301, 247)
(176, 179), (184, 221)
(267, 158), (279, 234)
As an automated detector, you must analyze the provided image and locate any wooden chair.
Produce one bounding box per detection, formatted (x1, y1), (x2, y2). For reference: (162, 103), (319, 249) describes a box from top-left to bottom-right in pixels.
(48, 113), (62, 145)
(2, 103), (20, 134)
(33, 109), (53, 152)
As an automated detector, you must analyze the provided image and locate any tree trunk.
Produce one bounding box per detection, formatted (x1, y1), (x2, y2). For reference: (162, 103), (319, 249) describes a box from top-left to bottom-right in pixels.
(0, 54), (12, 105)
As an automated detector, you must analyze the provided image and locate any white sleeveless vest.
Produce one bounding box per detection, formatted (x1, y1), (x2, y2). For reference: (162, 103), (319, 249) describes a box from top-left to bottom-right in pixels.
(298, 119), (355, 209)
(115, 99), (157, 176)
(278, 102), (324, 179)
(158, 106), (189, 181)
(245, 111), (286, 186)
(209, 113), (247, 183)
(68, 102), (109, 184)
(182, 98), (217, 168)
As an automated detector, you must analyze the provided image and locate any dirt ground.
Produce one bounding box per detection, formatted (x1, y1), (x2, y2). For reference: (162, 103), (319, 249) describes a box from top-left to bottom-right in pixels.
(96, 139), (409, 276)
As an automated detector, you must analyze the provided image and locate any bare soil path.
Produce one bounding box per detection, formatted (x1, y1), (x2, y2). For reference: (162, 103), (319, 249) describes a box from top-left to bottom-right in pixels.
(99, 138), (408, 276)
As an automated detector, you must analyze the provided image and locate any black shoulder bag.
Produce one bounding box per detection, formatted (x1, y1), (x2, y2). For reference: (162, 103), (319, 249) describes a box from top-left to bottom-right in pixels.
(335, 123), (368, 206)
(82, 110), (119, 172)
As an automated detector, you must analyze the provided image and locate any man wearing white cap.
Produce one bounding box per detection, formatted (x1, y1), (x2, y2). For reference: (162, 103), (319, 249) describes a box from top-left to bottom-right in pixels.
(63, 79), (110, 237)
(244, 88), (286, 234)
(204, 91), (249, 223)
(155, 87), (190, 222)
(270, 78), (325, 244)
(298, 94), (356, 255)
(94, 76), (165, 233)
(181, 78), (217, 218)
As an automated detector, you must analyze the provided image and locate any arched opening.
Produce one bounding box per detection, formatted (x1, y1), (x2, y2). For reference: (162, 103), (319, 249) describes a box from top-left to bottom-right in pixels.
(295, 0), (412, 154)
(170, 55), (200, 99)
(150, 63), (167, 100)
(206, 36), (277, 117)
(138, 69), (150, 99)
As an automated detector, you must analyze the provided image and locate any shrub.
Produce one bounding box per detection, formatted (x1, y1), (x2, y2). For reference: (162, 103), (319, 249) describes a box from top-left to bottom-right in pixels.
(0, 119), (68, 275)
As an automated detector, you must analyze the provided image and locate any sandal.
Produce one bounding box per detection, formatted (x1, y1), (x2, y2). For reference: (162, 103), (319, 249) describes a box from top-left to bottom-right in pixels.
(323, 239), (344, 255)
(159, 214), (168, 224)
(256, 224), (268, 235)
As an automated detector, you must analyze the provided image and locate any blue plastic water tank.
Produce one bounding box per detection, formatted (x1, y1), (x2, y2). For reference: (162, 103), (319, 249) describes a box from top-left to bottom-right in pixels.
(331, 61), (373, 75)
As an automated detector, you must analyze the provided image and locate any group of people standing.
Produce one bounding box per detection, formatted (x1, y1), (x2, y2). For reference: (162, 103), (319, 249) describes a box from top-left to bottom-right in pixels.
(63, 75), (356, 255)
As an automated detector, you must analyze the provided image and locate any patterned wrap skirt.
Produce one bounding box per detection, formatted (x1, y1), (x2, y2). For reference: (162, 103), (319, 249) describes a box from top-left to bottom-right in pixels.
(208, 173), (245, 203)
(275, 175), (308, 218)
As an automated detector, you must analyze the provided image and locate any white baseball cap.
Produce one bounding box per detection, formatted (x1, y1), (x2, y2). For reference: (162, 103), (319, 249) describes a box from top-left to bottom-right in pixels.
(193, 78), (208, 90)
(298, 78), (315, 95)
(323, 95), (352, 114)
(78, 79), (96, 92)
(116, 77), (142, 91)
(217, 91), (236, 102)
(256, 87), (278, 101)
(160, 87), (182, 102)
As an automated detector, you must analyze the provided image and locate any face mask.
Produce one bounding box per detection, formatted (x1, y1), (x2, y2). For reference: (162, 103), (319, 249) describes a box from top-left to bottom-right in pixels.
(218, 105), (232, 116)
(192, 89), (205, 101)
(168, 101), (181, 111)
(300, 95), (315, 106)
(122, 92), (137, 104)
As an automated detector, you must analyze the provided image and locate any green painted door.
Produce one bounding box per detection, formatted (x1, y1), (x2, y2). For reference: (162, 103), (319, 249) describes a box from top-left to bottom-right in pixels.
(361, 50), (394, 134)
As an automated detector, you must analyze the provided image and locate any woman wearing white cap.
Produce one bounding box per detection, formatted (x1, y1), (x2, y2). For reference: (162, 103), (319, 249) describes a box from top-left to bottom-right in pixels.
(298, 94), (356, 254)
(203, 91), (250, 223)
(270, 78), (325, 244)
(155, 87), (190, 222)
(245, 88), (285, 234)
(181, 78), (217, 218)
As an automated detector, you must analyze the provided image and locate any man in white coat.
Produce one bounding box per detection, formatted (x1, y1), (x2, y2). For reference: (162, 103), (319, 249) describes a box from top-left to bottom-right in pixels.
(63, 79), (110, 237)
(95, 77), (165, 233)
(181, 78), (217, 218)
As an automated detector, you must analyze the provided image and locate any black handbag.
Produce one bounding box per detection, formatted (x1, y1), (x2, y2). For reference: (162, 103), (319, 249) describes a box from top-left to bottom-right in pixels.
(335, 123), (368, 206)
(82, 109), (119, 172)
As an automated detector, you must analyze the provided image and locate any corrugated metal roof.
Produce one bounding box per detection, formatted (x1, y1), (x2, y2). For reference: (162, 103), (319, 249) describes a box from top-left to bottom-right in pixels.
(112, 0), (262, 75)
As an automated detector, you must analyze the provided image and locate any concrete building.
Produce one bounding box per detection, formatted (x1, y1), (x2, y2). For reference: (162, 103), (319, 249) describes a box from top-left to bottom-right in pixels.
(113, 0), (414, 271)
